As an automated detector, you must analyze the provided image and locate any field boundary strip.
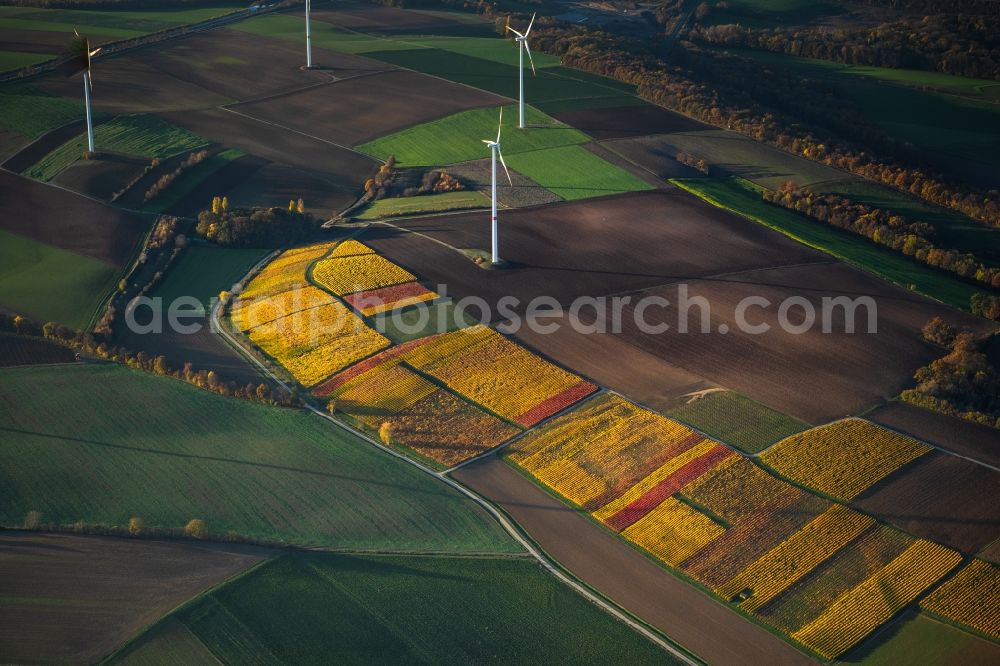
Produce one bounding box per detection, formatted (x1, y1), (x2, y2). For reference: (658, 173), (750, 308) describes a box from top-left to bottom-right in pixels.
(209, 264), (702, 665)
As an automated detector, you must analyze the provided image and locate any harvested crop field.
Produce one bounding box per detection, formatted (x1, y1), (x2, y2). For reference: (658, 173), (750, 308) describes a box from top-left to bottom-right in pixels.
(854, 452), (1000, 554)
(0, 333), (76, 367)
(0, 171), (149, 265)
(129, 28), (387, 104)
(866, 401), (1000, 468)
(162, 107), (376, 195)
(232, 69), (507, 146)
(0, 531), (268, 665)
(226, 162), (360, 216)
(52, 154), (150, 202)
(364, 190), (827, 306)
(2, 118), (90, 173)
(451, 456), (815, 666)
(551, 104), (712, 141)
(37, 57), (233, 114)
(362, 190), (986, 422)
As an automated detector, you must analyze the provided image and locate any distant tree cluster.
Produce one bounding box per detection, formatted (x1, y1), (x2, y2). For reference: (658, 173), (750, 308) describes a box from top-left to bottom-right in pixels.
(143, 150), (207, 203)
(196, 197), (324, 247)
(364, 155), (397, 200)
(690, 13), (1000, 81)
(763, 181), (1000, 294)
(675, 151), (710, 175)
(402, 169), (466, 197)
(0, 312), (299, 407)
(904, 325), (1000, 428)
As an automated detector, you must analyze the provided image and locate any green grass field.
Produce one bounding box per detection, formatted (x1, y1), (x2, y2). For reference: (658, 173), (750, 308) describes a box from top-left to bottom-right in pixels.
(358, 104), (589, 166)
(0, 85), (85, 139)
(112, 552), (675, 665)
(152, 245), (267, 311)
(0, 50), (50, 72)
(355, 191), (490, 220)
(0, 364), (518, 553)
(235, 14), (637, 113)
(672, 177), (990, 310)
(664, 390), (809, 454)
(507, 145), (653, 200)
(0, 3), (245, 37)
(24, 114), (209, 181)
(0, 229), (118, 329)
(374, 300), (478, 344)
(142, 148), (244, 214)
(856, 612), (1000, 665)
(725, 49), (1000, 170)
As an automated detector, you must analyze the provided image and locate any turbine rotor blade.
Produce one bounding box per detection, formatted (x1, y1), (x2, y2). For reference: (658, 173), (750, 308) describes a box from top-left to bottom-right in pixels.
(496, 107), (503, 143)
(497, 148), (513, 187)
(508, 27), (525, 38)
(526, 12), (536, 35)
(525, 41), (536, 75)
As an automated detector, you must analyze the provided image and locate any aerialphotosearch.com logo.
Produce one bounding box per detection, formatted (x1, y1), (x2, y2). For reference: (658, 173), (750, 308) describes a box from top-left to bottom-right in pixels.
(124, 283), (879, 339)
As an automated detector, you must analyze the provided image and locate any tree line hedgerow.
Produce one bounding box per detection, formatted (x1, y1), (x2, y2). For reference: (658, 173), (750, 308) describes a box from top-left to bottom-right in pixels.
(763, 181), (1000, 296)
(196, 197), (326, 248)
(0, 312), (300, 407)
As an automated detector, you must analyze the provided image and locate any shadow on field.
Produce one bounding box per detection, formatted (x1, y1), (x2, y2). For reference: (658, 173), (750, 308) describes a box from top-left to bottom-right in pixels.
(0, 426), (457, 500)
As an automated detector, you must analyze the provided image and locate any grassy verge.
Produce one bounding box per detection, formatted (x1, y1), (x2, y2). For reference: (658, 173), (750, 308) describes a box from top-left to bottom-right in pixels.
(0, 363), (519, 553)
(672, 176), (989, 311)
(24, 114), (209, 181)
(0, 229), (118, 329)
(110, 552), (678, 665)
(664, 390), (809, 454)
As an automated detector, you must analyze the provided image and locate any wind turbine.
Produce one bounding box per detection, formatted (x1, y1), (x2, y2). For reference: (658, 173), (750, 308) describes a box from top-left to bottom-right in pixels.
(63, 31), (101, 153)
(304, 0), (313, 68)
(482, 108), (513, 266)
(506, 13), (536, 130)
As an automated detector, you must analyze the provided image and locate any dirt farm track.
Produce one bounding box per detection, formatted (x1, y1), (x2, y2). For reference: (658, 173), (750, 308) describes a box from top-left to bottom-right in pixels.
(451, 456), (815, 666)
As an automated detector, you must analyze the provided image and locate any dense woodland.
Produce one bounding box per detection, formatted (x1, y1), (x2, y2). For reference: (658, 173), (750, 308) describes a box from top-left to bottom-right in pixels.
(690, 14), (1000, 81)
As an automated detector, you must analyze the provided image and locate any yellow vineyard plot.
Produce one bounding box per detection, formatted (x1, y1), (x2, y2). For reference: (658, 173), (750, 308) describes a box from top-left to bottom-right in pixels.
(239, 241), (336, 300)
(760, 418), (931, 500)
(716, 504), (875, 612)
(792, 539), (961, 659)
(921, 559), (1000, 638)
(416, 327), (585, 423)
(230, 285), (331, 332)
(622, 497), (726, 566)
(333, 363), (438, 420)
(508, 393), (699, 508)
(329, 239), (376, 258)
(248, 301), (389, 386)
(313, 253), (414, 295)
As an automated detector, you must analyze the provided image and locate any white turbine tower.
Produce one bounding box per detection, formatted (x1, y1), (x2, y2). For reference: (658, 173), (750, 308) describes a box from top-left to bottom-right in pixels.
(506, 13), (536, 130)
(305, 0), (313, 68)
(65, 31), (101, 153)
(482, 108), (513, 266)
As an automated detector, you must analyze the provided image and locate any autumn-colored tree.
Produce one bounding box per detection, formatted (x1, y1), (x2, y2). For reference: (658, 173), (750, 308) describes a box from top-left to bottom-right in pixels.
(379, 422), (393, 445)
(23, 510), (42, 530)
(212, 196), (221, 215)
(288, 199), (296, 212)
(296, 198), (305, 214)
(256, 383), (270, 401)
(921, 316), (957, 346)
(153, 355), (168, 376)
(185, 519), (208, 539)
(221, 196), (229, 212)
(128, 516), (144, 536)
(327, 399), (337, 415)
